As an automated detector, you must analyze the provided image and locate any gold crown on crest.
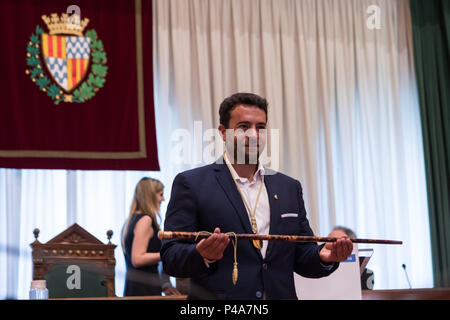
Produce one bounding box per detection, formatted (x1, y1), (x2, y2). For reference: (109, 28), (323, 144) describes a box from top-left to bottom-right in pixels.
(41, 13), (89, 36)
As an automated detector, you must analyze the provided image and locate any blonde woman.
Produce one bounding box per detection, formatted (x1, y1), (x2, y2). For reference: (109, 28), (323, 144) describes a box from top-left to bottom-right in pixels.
(122, 177), (180, 296)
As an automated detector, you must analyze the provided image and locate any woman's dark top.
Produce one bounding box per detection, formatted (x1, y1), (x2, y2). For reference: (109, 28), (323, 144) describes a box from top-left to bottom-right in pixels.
(123, 213), (163, 296)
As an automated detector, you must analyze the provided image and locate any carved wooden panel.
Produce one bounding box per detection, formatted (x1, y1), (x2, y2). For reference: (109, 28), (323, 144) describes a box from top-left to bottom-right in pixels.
(31, 223), (117, 297)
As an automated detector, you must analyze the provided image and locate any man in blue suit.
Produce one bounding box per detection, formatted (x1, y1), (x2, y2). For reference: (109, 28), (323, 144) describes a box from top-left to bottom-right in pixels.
(161, 92), (353, 299)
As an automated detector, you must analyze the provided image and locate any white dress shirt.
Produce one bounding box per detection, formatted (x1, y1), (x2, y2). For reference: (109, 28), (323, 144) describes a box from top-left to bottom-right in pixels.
(224, 152), (270, 258)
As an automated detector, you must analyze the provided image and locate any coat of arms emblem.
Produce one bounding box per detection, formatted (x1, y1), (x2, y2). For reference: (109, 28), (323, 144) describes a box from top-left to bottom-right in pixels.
(26, 13), (108, 104)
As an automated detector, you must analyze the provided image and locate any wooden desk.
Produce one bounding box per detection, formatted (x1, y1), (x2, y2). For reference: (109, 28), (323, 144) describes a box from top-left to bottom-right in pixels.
(49, 290), (450, 300)
(362, 288), (450, 300)
(50, 295), (187, 300)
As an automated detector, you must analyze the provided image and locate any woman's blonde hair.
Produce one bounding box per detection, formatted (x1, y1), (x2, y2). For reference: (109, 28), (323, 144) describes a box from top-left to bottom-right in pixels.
(121, 177), (164, 253)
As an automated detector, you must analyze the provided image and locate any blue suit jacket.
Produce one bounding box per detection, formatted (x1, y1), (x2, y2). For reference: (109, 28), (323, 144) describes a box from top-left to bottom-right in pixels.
(161, 160), (338, 299)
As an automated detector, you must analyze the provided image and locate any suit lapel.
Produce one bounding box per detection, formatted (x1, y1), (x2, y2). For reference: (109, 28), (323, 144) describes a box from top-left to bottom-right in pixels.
(264, 173), (280, 258)
(214, 162), (254, 234)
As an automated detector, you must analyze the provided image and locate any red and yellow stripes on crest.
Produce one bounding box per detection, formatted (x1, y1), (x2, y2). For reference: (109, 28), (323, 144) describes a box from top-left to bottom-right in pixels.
(41, 34), (89, 91)
(67, 59), (89, 90)
(42, 34), (66, 59)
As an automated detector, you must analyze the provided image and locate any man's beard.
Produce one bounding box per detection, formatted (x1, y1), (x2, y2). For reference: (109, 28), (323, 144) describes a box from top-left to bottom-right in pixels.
(226, 140), (263, 165)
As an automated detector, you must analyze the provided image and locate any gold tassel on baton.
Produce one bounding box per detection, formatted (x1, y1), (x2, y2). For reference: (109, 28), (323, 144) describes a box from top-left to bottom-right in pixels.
(192, 230), (239, 285)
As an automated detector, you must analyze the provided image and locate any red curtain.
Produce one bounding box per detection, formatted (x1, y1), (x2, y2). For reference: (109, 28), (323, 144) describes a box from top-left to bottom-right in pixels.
(0, 0), (159, 170)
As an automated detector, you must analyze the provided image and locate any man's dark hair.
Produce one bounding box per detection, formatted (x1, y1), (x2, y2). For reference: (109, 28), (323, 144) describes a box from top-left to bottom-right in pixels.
(219, 92), (268, 128)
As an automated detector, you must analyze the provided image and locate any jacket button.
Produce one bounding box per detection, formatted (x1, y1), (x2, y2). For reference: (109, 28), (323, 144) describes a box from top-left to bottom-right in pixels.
(262, 263), (268, 270)
(255, 291), (263, 299)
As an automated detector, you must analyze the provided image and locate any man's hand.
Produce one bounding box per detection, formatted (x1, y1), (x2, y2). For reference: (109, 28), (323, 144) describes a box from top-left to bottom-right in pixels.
(319, 237), (353, 263)
(163, 286), (182, 296)
(196, 227), (230, 262)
